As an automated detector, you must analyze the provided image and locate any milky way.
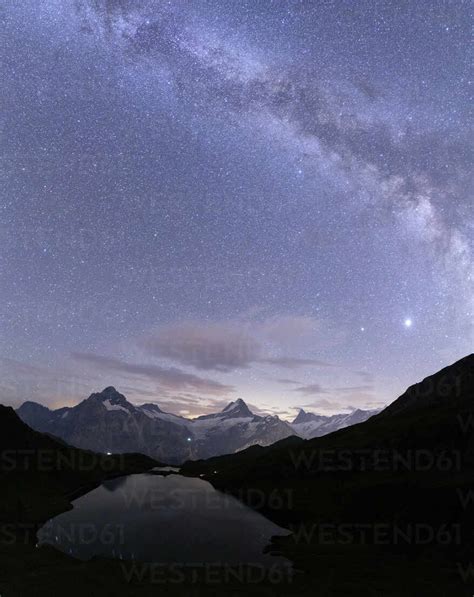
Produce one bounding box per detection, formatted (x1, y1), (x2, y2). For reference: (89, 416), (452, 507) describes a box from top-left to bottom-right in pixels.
(1, 1), (472, 418)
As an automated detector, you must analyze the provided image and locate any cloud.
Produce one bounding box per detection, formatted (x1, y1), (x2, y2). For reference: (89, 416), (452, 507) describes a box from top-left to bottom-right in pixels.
(137, 394), (232, 418)
(142, 321), (262, 372)
(245, 403), (295, 420)
(332, 385), (374, 393)
(259, 315), (320, 344)
(299, 399), (356, 413)
(292, 382), (375, 400)
(72, 352), (233, 395)
(141, 317), (340, 372)
(297, 393), (384, 415)
(365, 401), (387, 408)
(117, 385), (160, 399)
(0, 357), (104, 408)
(262, 357), (336, 369)
(354, 370), (375, 383)
(292, 383), (327, 396)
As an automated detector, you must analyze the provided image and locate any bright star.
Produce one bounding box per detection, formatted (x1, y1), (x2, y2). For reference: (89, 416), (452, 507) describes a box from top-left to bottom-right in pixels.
(404, 318), (412, 328)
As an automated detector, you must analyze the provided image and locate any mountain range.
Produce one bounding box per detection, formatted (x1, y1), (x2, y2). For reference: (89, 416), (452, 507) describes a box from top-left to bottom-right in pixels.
(291, 406), (380, 438)
(2, 354), (474, 594)
(16, 388), (378, 463)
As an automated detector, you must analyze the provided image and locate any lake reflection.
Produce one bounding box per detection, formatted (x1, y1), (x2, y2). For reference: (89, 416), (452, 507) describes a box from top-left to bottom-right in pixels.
(37, 474), (291, 567)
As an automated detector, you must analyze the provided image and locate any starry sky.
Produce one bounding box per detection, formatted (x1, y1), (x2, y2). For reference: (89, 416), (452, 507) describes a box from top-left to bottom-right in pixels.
(1, 1), (472, 419)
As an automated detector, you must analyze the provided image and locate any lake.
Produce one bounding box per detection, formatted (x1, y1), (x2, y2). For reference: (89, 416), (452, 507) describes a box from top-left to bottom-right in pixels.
(37, 473), (291, 569)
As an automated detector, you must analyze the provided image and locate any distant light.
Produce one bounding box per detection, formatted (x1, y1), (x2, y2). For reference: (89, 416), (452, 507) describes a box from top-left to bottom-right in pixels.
(106, 452), (112, 456)
(187, 437), (192, 442)
(213, 470), (218, 474)
(360, 327), (365, 332)
(404, 318), (412, 328)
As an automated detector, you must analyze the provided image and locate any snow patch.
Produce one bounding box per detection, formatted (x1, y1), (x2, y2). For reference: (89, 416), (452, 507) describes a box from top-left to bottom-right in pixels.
(140, 408), (190, 426)
(103, 399), (130, 413)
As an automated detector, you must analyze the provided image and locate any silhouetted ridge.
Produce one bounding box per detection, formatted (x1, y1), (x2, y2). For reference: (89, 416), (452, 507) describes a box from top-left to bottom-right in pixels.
(378, 353), (474, 418)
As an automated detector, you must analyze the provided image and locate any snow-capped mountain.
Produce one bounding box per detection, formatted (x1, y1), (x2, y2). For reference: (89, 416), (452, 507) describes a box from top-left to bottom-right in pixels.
(137, 402), (190, 425)
(188, 399), (295, 459)
(195, 398), (254, 420)
(16, 388), (294, 463)
(17, 387), (192, 464)
(290, 407), (380, 439)
(16, 388), (379, 462)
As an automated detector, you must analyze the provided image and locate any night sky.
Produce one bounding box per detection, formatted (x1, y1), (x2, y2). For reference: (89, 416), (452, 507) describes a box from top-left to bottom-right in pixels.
(1, 1), (472, 419)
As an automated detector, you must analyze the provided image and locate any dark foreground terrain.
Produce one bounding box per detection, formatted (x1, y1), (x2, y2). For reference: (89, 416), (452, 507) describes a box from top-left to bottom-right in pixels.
(1, 355), (473, 595)
(182, 354), (474, 595)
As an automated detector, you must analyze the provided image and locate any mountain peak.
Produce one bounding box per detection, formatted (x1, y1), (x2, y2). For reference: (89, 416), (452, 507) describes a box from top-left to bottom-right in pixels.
(17, 401), (51, 414)
(85, 387), (132, 411)
(93, 387), (124, 399)
(293, 408), (325, 424)
(102, 386), (121, 397)
(138, 403), (163, 413)
(221, 398), (253, 418)
(223, 398), (245, 410)
(16, 401), (54, 432)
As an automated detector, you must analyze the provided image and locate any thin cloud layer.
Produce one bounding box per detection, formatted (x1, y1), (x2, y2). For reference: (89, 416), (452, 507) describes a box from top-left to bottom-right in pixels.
(73, 352), (234, 395)
(262, 357), (336, 369)
(142, 321), (261, 372)
(292, 383), (327, 396)
(141, 317), (339, 373)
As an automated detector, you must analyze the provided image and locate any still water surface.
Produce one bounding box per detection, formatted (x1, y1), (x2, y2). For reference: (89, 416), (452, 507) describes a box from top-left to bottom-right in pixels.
(37, 473), (291, 567)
